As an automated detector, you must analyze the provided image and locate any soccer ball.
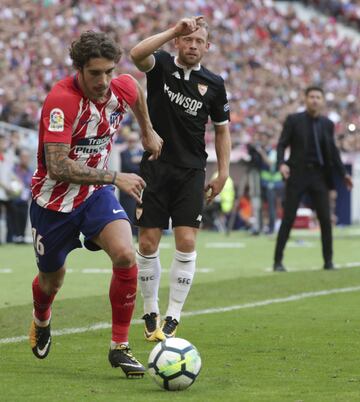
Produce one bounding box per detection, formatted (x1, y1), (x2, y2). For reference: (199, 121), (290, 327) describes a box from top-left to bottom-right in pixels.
(148, 337), (202, 391)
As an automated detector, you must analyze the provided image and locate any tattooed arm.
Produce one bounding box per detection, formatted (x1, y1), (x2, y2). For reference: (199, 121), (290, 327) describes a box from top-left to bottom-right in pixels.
(45, 143), (145, 203)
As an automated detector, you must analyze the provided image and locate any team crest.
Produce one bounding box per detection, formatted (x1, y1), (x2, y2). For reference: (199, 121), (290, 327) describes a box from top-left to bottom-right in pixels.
(49, 108), (64, 132)
(110, 111), (122, 127)
(136, 207), (143, 220)
(198, 84), (208, 96)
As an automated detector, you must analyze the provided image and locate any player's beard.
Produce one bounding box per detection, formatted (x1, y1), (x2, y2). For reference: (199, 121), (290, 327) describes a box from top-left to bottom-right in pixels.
(179, 53), (201, 68)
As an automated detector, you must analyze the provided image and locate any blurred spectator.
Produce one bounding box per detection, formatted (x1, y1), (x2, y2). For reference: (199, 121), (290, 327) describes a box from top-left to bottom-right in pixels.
(302, 0), (360, 29)
(259, 132), (284, 234)
(0, 133), (18, 243)
(120, 132), (143, 236)
(246, 134), (263, 235)
(202, 173), (235, 232)
(9, 148), (32, 243)
(1, 0), (360, 153)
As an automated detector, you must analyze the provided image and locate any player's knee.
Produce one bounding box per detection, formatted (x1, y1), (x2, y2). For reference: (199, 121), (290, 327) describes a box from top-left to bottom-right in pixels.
(176, 236), (196, 253)
(138, 237), (158, 255)
(111, 245), (135, 267)
(39, 269), (64, 295)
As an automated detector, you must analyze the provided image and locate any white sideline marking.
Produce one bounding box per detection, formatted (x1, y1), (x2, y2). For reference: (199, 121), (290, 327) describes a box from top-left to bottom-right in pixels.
(205, 242), (245, 248)
(288, 241), (314, 248)
(0, 267), (214, 275)
(69, 268), (214, 274)
(2, 285), (360, 345)
(264, 261), (360, 272)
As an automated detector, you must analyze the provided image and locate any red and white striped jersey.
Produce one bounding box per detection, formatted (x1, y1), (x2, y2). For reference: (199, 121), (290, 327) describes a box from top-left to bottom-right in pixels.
(31, 74), (137, 213)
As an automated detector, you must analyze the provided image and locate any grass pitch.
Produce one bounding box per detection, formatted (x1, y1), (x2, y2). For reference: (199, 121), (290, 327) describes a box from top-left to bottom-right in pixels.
(1, 228), (360, 401)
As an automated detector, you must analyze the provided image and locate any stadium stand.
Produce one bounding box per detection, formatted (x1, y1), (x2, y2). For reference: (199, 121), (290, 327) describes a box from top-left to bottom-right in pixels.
(301, 0), (360, 29)
(1, 0), (360, 152)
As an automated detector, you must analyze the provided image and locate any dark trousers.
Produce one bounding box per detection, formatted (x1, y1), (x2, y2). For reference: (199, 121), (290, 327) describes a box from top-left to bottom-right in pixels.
(274, 166), (332, 265)
(0, 200), (14, 243)
(10, 200), (29, 242)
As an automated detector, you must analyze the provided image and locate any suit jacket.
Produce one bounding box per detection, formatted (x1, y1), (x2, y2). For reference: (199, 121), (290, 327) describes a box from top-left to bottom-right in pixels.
(277, 111), (346, 187)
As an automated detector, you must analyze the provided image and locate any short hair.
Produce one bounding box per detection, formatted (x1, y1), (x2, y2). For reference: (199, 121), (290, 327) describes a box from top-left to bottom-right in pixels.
(305, 86), (324, 96)
(69, 31), (122, 70)
(197, 19), (210, 41)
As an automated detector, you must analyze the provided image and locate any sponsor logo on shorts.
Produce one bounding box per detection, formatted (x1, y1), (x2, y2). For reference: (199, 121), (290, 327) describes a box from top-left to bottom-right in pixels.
(113, 209), (124, 214)
(224, 103), (230, 112)
(196, 214), (202, 222)
(48, 108), (64, 132)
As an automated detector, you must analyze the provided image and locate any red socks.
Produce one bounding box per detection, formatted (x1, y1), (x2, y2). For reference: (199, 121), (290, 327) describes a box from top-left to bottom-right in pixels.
(32, 276), (56, 322)
(33, 265), (138, 342)
(109, 265), (138, 343)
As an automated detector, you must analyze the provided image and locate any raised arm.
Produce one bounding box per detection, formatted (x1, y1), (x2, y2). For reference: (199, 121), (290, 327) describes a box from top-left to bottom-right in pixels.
(130, 16), (205, 72)
(204, 123), (231, 204)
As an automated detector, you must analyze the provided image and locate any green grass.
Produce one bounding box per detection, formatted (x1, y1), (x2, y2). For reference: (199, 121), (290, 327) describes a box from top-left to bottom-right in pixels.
(1, 228), (360, 401)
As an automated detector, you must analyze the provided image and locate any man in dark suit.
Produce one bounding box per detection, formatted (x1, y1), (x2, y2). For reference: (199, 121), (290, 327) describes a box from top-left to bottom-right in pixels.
(273, 86), (353, 272)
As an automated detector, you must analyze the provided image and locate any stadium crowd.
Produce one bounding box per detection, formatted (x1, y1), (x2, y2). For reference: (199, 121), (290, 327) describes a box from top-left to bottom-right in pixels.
(1, 0), (360, 152)
(302, 0), (360, 29)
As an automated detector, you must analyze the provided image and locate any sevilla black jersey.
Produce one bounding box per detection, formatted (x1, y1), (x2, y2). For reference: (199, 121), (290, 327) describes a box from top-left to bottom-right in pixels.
(145, 50), (230, 169)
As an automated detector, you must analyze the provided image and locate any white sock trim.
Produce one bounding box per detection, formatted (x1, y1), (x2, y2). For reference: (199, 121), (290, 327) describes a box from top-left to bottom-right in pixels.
(32, 310), (51, 327)
(174, 249), (197, 262)
(110, 340), (129, 349)
(136, 249), (159, 259)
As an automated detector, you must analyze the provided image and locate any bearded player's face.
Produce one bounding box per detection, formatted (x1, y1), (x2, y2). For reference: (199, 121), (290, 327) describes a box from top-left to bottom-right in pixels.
(78, 58), (115, 102)
(175, 27), (210, 67)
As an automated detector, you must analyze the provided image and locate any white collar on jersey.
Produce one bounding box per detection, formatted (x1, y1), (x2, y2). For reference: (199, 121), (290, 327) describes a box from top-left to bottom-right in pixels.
(174, 57), (201, 81)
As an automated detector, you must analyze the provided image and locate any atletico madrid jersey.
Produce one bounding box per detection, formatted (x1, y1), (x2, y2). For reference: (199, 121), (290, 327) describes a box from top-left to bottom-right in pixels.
(31, 74), (137, 213)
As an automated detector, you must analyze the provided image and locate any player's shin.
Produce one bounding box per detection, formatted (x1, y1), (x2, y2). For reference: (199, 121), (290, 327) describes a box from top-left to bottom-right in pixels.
(166, 250), (196, 323)
(32, 275), (56, 326)
(109, 265), (138, 344)
(136, 250), (161, 315)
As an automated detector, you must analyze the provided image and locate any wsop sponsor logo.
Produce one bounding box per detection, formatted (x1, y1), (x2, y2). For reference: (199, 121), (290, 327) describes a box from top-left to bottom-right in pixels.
(164, 83), (203, 116)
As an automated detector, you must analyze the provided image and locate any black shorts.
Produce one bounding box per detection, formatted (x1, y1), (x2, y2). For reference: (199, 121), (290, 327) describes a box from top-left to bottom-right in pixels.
(135, 159), (205, 229)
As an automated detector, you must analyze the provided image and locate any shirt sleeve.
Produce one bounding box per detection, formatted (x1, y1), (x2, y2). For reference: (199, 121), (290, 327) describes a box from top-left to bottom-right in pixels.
(210, 78), (230, 125)
(42, 90), (78, 144)
(111, 74), (138, 108)
(146, 50), (170, 77)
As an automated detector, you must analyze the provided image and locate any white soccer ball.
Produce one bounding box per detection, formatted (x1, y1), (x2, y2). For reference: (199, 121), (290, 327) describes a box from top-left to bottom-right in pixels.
(148, 337), (202, 391)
